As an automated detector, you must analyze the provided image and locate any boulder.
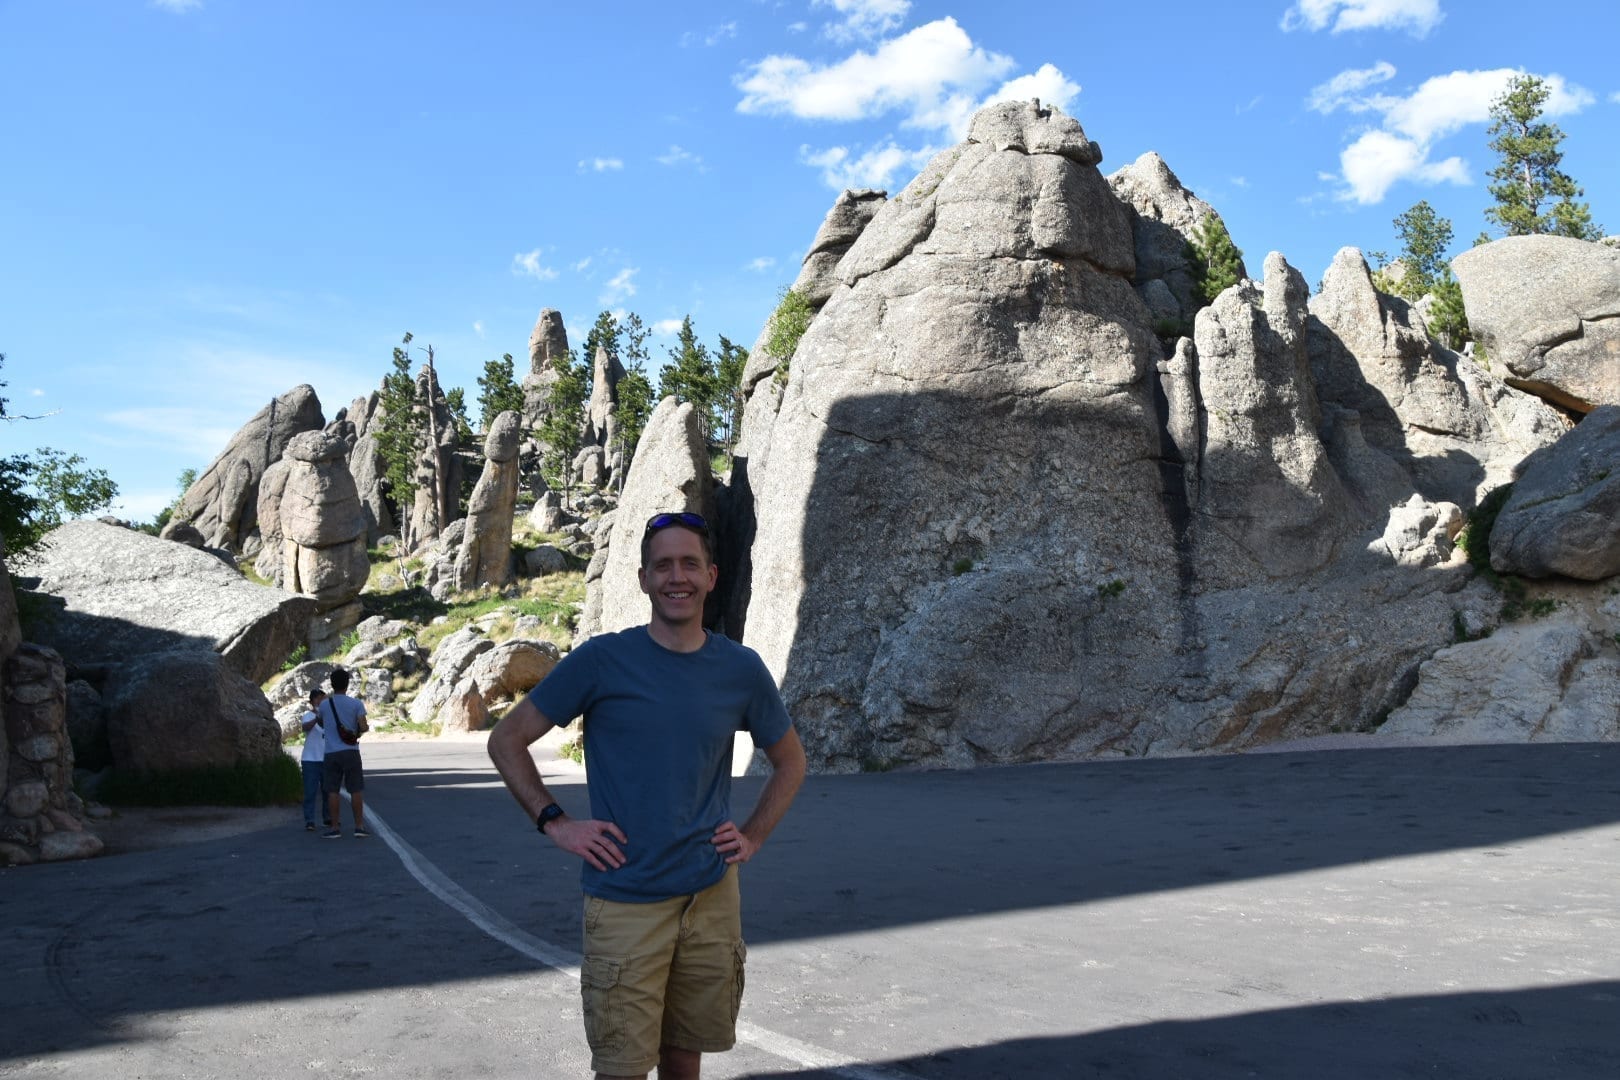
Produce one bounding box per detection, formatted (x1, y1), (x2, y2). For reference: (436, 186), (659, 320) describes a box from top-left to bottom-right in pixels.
(159, 519), (207, 547)
(523, 543), (571, 577)
(345, 390), (395, 545)
(65, 678), (108, 771)
(1452, 235), (1620, 413)
(25, 521), (318, 686)
(409, 627), (495, 726)
(103, 649), (282, 774)
(1370, 495), (1464, 570)
(173, 384), (325, 550)
(579, 398), (714, 639)
(1490, 405), (1620, 579)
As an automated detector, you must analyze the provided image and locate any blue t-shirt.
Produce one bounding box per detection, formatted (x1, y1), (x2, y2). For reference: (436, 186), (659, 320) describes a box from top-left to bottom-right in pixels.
(319, 694), (366, 755)
(527, 626), (792, 903)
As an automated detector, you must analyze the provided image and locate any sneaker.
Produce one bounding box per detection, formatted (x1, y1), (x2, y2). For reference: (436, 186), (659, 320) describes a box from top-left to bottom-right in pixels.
(322, 828), (342, 839)
(305, 822), (316, 832)
(354, 826), (371, 839)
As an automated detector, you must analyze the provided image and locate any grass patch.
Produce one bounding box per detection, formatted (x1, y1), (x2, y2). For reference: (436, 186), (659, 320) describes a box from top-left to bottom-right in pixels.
(414, 574), (586, 653)
(1096, 579), (1127, 601)
(95, 754), (301, 807)
(558, 733), (584, 765)
(951, 557), (973, 576)
(280, 643), (309, 672)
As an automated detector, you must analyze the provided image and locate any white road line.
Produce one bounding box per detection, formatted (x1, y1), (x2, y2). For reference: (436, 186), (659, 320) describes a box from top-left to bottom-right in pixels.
(365, 803), (913, 1080)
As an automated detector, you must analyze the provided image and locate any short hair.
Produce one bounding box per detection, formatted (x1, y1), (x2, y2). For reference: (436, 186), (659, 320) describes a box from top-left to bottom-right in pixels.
(308, 688), (326, 704)
(329, 667), (350, 693)
(640, 511), (714, 568)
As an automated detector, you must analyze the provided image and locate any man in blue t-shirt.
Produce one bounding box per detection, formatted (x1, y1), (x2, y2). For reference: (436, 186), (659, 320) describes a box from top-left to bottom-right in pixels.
(490, 510), (806, 1080)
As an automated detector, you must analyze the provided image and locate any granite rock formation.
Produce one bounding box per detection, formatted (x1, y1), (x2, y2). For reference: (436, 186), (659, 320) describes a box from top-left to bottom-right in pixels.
(454, 411), (523, 591)
(1490, 404), (1620, 580)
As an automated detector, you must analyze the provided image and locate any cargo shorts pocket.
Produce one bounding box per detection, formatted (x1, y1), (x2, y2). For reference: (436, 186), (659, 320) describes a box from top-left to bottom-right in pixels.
(580, 957), (626, 1055)
(730, 941), (747, 1023)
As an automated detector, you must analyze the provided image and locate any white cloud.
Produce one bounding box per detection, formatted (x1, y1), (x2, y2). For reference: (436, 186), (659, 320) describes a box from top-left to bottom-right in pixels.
(1231, 176), (1251, 188)
(657, 145), (705, 170)
(816, 0), (910, 42)
(1319, 67), (1595, 204)
(512, 249), (559, 280)
(473, 320), (486, 338)
(601, 268), (639, 305)
(577, 157), (624, 172)
(787, 21), (808, 33)
(652, 318), (684, 336)
(1281, 0), (1443, 36)
(747, 257), (777, 272)
(151, 0), (203, 12)
(800, 141), (937, 190)
(983, 63), (1081, 117)
(29, 388), (45, 397)
(1307, 61), (1396, 114)
(1611, 91), (1620, 104)
(681, 21), (739, 47)
(737, 17), (1016, 132)
(573, 256), (593, 273)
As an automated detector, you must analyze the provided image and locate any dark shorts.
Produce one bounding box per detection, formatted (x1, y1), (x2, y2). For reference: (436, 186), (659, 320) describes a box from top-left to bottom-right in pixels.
(323, 749), (364, 794)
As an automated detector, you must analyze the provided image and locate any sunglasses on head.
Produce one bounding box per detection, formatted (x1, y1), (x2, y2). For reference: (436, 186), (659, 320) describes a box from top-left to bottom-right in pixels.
(644, 511), (709, 534)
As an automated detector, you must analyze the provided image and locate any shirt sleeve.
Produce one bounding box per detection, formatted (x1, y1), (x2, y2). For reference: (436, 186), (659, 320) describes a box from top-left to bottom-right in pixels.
(528, 639), (601, 726)
(742, 648), (792, 748)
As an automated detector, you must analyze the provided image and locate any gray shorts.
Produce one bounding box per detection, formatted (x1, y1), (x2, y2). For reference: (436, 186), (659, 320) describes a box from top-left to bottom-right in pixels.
(323, 749), (364, 794)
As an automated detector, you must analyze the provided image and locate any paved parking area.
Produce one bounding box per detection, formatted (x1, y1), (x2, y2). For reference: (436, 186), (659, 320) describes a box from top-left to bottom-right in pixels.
(3, 739), (1618, 1078)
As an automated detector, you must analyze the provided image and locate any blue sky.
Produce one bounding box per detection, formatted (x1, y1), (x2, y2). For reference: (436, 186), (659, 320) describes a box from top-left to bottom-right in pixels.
(3, 0), (1615, 521)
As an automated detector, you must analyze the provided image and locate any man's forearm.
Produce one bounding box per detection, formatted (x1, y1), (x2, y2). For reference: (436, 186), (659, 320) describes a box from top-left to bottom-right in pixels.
(741, 754), (805, 846)
(488, 701), (560, 821)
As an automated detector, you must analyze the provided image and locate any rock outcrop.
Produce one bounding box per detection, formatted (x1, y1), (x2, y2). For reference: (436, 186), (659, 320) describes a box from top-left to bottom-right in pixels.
(404, 365), (465, 551)
(579, 398), (715, 638)
(173, 385), (325, 550)
(1108, 151), (1243, 325)
(1490, 405), (1620, 580)
(344, 390), (394, 544)
(275, 430), (370, 654)
(1453, 235), (1620, 414)
(25, 521), (317, 686)
(522, 308), (570, 431)
(454, 411), (523, 591)
(726, 99), (1573, 772)
(103, 649), (282, 775)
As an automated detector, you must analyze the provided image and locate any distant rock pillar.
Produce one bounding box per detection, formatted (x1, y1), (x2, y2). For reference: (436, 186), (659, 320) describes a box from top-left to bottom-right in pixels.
(279, 431), (370, 656)
(454, 411), (523, 591)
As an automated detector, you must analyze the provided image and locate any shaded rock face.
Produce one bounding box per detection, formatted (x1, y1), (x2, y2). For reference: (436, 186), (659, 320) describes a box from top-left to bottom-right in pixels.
(103, 649), (281, 775)
(579, 398), (714, 639)
(174, 385), (325, 550)
(1307, 247), (1568, 516)
(1453, 235), (1620, 414)
(405, 366), (466, 552)
(345, 390), (394, 545)
(1, 645), (103, 865)
(454, 411), (523, 591)
(728, 100), (1566, 773)
(1490, 405), (1620, 580)
(25, 521), (318, 686)
(1108, 151), (1243, 324)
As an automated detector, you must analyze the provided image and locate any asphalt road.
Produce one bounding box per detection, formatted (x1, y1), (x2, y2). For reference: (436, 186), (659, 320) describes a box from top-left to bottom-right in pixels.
(3, 738), (1619, 1079)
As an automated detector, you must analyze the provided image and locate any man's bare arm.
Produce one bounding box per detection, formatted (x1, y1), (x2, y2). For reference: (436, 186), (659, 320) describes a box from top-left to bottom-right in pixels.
(488, 697), (627, 871)
(713, 726), (807, 864)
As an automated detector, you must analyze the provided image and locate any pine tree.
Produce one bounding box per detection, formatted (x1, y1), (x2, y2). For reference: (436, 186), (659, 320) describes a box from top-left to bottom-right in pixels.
(375, 333), (421, 503)
(612, 313), (655, 484)
(1386, 201), (1454, 300)
(1427, 267), (1471, 351)
(1189, 215), (1244, 305)
(1485, 74), (1602, 240)
(582, 310), (621, 367)
(539, 351), (588, 508)
(713, 335), (748, 457)
(658, 316), (716, 443)
(476, 352), (524, 430)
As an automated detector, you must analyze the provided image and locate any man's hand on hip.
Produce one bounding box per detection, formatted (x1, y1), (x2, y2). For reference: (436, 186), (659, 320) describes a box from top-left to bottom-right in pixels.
(547, 817), (628, 871)
(711, 820), (758, 864)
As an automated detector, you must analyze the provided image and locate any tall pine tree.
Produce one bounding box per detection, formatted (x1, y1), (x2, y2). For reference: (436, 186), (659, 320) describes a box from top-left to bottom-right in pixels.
(1484, 74), (1601, 240)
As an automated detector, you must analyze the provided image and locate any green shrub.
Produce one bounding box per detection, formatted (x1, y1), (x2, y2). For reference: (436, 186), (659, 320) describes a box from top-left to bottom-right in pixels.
(280, 643), (309, 672)
(765, 287), (813, 385)
(1459, 484), (1513, 574)
(95, 754), (301, 807)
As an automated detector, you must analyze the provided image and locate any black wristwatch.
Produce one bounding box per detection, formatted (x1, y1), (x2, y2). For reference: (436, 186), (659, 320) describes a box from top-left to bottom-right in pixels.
(536, 802), (565, 835)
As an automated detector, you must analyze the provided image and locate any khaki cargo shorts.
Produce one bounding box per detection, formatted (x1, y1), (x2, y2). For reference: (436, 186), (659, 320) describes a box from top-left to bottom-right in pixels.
(579, 865), (746, 1077)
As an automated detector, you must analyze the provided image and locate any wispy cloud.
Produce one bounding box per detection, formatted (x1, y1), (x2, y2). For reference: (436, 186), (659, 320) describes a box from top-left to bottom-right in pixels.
(512, 249), (560, 280)
(1311, 65), (1595, 204)
(573, 256), (593, 273)
(652, 318), (684, 336)
(816, 0), (910, 42)
(681, 21), (739, 47)
(747, 256), (777, 272)
(656, 145), (706, 170)
(577, 157), (624, 172)
(473, 320), (486, 338)
(1281, 0), (1444, 37)
(601, 267), (639, 305)
(151, 0), (203, 12)
(1235, 95), (1264, 114)
(800, 140), (936, 190)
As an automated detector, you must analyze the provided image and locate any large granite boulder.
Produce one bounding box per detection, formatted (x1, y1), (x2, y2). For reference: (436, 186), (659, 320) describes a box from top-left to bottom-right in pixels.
(173, 384), (325, 550)
(1452, 235), (1620, 414)
(274, 431), (369, 656)
(102, 649), (282, 775)
(1490, 405), (1620, 580)
(438, 639), (562, 733)
(578, 398), (714, 639)
(454, 411), (523, 591)
(25, 521), (317, 686)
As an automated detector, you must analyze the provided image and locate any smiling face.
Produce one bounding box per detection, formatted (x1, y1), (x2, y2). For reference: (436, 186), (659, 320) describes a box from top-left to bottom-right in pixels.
(638, 524), (718, 632)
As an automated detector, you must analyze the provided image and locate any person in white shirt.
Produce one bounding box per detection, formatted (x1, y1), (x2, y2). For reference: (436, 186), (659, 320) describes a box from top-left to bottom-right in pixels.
(298, 689), (330, 832)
